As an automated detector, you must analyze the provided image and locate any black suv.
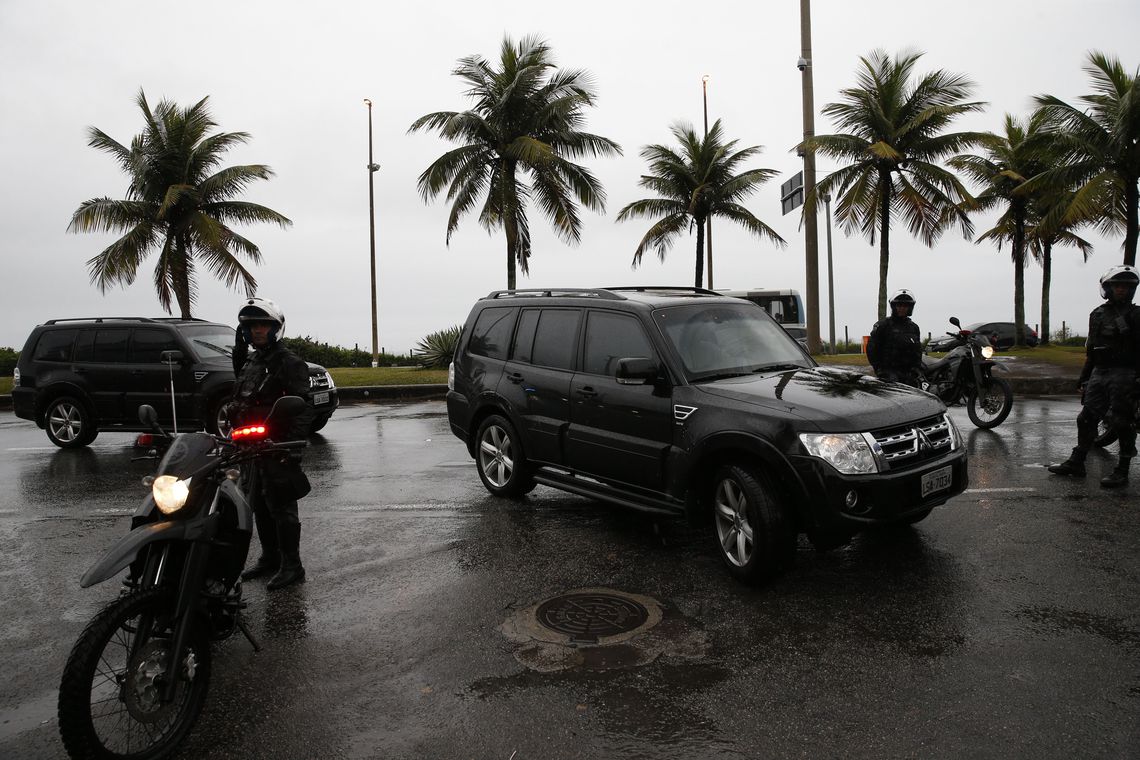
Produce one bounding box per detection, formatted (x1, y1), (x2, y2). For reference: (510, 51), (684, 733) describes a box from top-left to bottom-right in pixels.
(12, 317), (338, 447)
(447, 287), (968, 584)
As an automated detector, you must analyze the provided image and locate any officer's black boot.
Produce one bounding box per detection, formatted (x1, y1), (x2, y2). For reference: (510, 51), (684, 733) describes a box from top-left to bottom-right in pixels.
(267, 522), (306, 591)
(1048, 447), (1088, 477)
(1100, 456), (1131, 489)
(241, 506), (280, 580)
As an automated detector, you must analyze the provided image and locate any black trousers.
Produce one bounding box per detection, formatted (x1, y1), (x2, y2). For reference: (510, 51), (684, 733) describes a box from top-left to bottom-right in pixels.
(1077, 367), (1138, 457)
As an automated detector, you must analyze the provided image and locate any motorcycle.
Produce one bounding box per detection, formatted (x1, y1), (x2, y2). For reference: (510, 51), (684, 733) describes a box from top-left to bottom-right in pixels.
(1094, 392), (1140, 448)
(920, 317), (1014, 429)
(57, 396), (309, 760)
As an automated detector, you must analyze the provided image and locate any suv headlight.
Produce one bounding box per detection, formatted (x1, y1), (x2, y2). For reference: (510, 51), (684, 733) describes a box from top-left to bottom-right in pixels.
(324, 370), (335, 389)
(152, 475), (191, 515)
(799, 432), (882, 475)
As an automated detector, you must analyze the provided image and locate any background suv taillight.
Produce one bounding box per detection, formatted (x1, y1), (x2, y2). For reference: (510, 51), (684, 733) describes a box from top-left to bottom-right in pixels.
(12, 368), (19, 387)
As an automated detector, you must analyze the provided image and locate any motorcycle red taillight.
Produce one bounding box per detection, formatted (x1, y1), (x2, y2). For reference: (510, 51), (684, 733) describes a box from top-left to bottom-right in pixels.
(231, 424), (268, 440)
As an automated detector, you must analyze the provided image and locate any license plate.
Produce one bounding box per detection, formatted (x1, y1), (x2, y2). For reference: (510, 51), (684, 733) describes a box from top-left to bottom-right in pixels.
(312, 391), (330, 406)
(920, 465), (953, 498)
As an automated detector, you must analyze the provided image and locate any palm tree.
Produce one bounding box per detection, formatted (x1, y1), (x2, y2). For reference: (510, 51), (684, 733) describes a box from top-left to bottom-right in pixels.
(616, 120), (785, 287)
(68, 89), (291, 318)
(801, 50), (987, 319)
(409, 35), (621, 289)
(1029, 190), (1093, 344)
(950, 112), (1053, 347)
(1035, 52), (1140, 266)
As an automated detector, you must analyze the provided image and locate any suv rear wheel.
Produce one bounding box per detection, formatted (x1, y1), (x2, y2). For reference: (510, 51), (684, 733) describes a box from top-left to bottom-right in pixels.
(711, 464), (794, 584)
(475, 415), (536, 498)
(45, 396), (98, 448)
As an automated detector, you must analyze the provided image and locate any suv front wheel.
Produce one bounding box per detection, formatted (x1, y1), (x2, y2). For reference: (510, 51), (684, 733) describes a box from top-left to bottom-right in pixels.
(45, 396), (98, 448)
(711, 464), (794, 584)
(474, 415), (536, 498)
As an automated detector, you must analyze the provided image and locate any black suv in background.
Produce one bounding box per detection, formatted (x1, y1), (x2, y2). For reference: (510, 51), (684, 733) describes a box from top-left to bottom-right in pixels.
(447, 287), (968, 584)
(12, 317), (338, 447)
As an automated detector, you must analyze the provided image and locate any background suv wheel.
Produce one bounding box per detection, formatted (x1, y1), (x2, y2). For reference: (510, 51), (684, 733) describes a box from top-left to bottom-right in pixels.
(474, 415), (536, 498)
(44, 396), (98, 448)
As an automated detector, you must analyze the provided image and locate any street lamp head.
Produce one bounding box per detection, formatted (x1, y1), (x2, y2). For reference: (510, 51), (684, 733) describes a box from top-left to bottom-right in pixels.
(364, 98), (372, 107)
(368, 163), (380, 172)
(702, 74), (710, 83)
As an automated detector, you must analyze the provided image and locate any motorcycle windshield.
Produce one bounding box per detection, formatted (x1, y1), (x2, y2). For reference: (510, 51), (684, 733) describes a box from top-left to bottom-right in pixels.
(156, 432), (218, 479)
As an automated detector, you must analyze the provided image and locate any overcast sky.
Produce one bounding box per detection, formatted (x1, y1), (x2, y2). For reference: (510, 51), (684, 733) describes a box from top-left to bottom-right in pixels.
(2, 0), (1137, 355)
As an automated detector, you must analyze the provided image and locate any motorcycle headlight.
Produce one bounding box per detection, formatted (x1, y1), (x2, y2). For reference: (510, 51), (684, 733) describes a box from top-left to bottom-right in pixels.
(152, 475), (191, 515)
(799, 432), (882, 475)
(981, 345), (994, 359)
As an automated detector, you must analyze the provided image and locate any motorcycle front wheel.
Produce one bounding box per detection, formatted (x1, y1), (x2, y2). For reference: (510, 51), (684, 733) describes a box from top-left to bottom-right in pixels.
(967, 376), (1014, 429)
(58, 588), (212, 760)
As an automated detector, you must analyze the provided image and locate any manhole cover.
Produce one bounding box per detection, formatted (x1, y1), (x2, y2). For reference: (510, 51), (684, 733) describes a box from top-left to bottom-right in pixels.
(535, 591), (650, 644)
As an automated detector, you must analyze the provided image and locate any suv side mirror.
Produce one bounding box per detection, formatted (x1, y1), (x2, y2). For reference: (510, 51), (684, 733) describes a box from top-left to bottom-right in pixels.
(160, 350), (184, 366)
(615, 357), (659, 385)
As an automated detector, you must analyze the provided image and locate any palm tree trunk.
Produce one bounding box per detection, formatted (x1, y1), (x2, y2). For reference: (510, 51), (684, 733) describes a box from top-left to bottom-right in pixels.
(505, 218), (517, 291)
(694, 217), (705, 288)
(1013, 214), (1026, 347)
(876, 180), (891, 321)
(1040, 241), (1053, 346)
(502, 164), (517, 290)
(1125, 177), (1138, 267)
(172, 242), (192, 319)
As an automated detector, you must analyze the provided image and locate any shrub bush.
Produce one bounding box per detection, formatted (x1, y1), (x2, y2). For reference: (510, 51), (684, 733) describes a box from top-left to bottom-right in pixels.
(414, 325), (462, 368)
(281, 336), (411, 368)
(0, 347), (18, 376)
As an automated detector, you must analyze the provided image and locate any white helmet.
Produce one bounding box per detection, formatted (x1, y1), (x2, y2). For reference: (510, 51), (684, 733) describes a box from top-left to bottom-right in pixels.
(1099, 265), (1139, 300)
(238, 297), (285, 344)
(889, 288), (916, 314)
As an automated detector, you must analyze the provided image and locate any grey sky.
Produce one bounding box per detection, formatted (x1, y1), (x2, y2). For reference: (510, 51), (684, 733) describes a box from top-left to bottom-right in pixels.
(2, 0), (1137, 354)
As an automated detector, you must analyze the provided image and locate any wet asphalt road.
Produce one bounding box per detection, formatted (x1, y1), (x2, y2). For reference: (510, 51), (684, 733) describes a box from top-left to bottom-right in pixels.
(1, 398), (1138, 760)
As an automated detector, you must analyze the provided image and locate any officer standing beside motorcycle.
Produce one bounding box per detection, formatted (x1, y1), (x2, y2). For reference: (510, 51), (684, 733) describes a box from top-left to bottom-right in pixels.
(867, 289), (923, 387)
(231, 297), (315, 589)
(1049, 266), (1140, 488)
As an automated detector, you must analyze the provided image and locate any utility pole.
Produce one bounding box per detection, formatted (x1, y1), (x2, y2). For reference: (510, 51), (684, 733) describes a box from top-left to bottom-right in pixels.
(823, 192), (836, 353)
(702, 75), (714, 290)
(365, 99), (380, 368)
(798, 0), (821, 353)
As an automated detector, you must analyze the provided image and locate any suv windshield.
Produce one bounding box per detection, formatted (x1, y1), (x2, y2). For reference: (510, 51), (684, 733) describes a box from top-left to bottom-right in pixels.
(655, 304), (811, 382)
(178, 324), (235, 360)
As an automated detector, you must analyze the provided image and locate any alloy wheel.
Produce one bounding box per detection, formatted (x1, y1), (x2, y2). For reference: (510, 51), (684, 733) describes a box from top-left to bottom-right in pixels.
(478, 424), (514, 488)
(48, 401), (83, 443)
(714, 477), (754, 567)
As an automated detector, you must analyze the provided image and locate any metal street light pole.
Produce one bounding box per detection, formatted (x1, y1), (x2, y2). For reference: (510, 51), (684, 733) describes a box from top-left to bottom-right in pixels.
(823, 192), (836, 353)
(799, 0), (821, 353)
(364, 99), (380, 368)
(702, 75), (714, 290)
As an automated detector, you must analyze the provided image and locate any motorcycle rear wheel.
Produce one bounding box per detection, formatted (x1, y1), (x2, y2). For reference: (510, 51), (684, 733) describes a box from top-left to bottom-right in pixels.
(58, 588), (212, 760)
(1094, 417), (1118, 448)
(967, 377), (1014, 429)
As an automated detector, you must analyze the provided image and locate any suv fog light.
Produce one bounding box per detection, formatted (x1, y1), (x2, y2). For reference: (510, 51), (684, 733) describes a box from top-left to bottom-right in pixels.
(845, 490), (858, 509)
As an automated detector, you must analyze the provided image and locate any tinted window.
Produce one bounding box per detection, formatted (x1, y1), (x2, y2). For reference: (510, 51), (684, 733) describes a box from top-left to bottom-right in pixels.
(468, 307), (517, 360)
(89, 329), (130, 363)
(531, 310), (580, 370)
(583, 312), (654, 376)
(130, 328), (181, 363)
(511, 309), (540, 363)
(33, 329), (78, 361)
(178, 325), (236, 360)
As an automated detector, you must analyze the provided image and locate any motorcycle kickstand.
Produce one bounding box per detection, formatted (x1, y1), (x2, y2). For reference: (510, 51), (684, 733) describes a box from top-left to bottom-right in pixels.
(237, 614), (262, 652)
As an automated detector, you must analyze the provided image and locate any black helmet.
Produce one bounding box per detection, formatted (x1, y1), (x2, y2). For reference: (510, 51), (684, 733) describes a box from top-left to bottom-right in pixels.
(238, 297), (285, 345)
(1099, 265), (1139, 300)
(889, 288), (916, 315)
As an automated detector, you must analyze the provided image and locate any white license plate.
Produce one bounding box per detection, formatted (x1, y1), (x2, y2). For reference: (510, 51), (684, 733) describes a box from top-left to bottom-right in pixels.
(312, 391), (330, 406)
(920, 465), (953, 498)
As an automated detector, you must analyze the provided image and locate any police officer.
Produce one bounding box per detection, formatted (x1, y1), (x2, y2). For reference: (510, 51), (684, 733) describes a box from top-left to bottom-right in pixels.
(867, 289), (923, 387)
(1049, 266), (1140, 488)
(231, 297), (315, 589)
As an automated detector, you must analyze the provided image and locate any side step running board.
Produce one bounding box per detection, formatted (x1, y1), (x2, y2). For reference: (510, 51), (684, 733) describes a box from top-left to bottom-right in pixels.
(532, 473), (682, 517)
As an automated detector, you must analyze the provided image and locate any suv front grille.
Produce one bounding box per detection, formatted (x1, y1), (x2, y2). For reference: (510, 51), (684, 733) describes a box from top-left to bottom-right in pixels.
(872, 415), (954, 471)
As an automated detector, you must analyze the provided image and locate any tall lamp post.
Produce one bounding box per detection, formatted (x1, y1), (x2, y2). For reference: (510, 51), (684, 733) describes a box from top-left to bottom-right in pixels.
(364, 99), (380, 368)
(798, 0), (821, 353)
(823, 192), (836, 353)
(702, 75), (714, 290)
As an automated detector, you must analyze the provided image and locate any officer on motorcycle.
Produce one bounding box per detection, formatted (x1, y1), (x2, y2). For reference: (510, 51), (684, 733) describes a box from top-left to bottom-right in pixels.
(231, 297), (315, 589)
(1048, 265), (1140, 488)
(867, 289), (923, 387)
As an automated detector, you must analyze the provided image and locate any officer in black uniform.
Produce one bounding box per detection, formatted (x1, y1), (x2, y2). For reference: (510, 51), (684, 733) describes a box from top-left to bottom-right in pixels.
(867, 289), (923, 387)
(1049, 266), (1140, 488)
(231, 297), (314, 589)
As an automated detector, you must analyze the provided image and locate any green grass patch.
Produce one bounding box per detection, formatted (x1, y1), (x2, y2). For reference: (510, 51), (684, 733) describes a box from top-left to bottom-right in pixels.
(813, 353), (869, 366)
(329, 366), (448, 387)
(0, 377), (11, 394)
(998, 343), (1086, 368)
